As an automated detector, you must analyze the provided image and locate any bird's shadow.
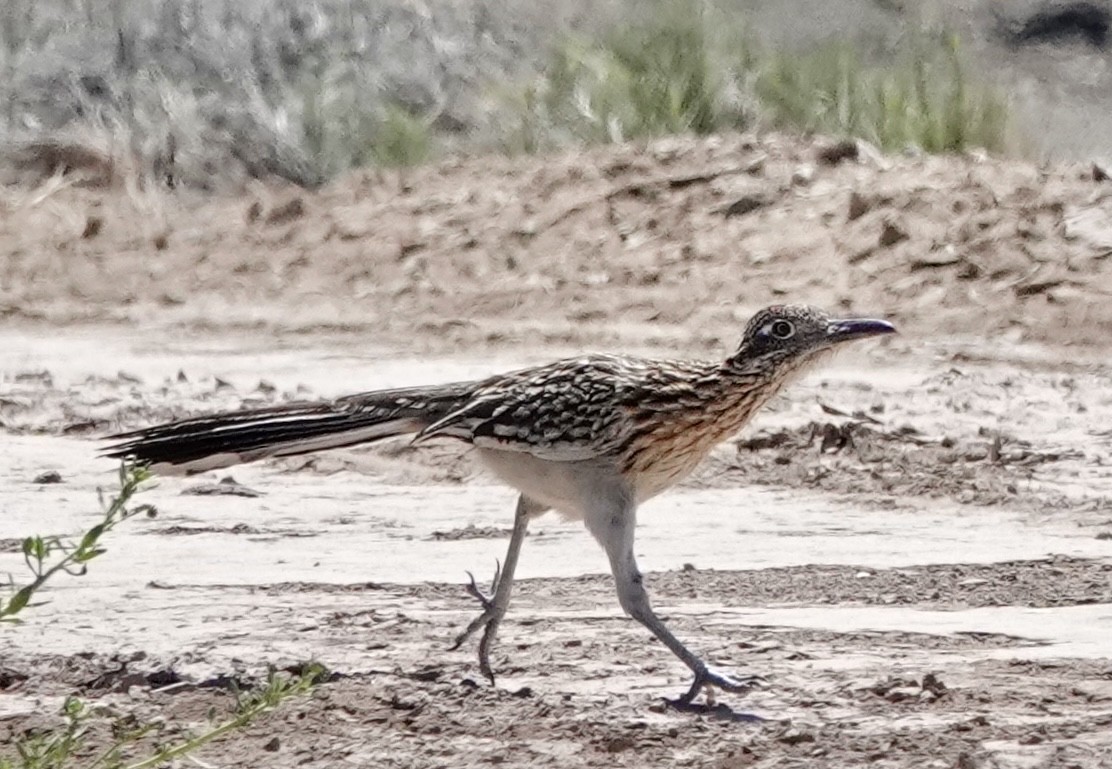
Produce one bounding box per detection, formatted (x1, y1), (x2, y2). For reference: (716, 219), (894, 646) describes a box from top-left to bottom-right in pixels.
(665, 698), (765, 723)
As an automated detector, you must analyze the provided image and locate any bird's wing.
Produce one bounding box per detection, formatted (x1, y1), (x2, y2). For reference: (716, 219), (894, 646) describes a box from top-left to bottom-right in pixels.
(414, 355), (636, 461)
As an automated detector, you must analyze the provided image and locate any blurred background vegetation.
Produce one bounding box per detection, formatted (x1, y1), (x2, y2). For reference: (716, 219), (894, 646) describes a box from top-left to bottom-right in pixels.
(0, 0), (1063, 191)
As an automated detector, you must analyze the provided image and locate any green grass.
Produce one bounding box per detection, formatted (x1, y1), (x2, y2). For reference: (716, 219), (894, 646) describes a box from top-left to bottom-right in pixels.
(754, 35), (1010, 153)
(0, 0), (1015, 189)
(369, 104), (435, 168)
(497, 2), (753, 153)
(503, 3), (1011, 155)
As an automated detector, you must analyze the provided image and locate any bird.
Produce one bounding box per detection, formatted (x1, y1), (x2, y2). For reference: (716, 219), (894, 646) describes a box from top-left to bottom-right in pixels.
(102, 304), (895, 707)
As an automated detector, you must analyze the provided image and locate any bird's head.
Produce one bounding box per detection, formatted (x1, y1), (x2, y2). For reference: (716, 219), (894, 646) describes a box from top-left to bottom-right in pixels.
(731, 304), (896, 378)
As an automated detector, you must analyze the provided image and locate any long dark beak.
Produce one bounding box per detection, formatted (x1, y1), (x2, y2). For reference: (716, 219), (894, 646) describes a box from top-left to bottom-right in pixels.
(826, 317), (897, 343)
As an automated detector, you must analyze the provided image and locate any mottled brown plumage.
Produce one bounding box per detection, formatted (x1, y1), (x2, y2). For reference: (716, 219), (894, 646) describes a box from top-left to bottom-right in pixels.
(102, 304), (895, 708)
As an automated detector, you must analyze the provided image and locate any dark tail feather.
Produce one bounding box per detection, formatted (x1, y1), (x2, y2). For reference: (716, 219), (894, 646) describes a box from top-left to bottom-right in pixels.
(102, 384), (469, 474)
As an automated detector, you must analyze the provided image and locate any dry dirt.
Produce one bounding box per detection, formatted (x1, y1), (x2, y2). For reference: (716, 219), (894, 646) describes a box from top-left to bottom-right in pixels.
(2, 134), (1112, 768)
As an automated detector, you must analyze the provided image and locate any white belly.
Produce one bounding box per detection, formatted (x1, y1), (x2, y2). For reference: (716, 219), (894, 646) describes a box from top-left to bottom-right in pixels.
(476, 448), (623, 521)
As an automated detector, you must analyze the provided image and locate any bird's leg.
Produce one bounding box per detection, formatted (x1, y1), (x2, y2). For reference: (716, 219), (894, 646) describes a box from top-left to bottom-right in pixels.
(612, 554), (764, 706)
(450, 494), (531, 684)
(590, 496), (764, 707)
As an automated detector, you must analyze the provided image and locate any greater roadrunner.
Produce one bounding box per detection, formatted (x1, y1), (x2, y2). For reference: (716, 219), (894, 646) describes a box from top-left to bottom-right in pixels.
(103, 305), (895, 706)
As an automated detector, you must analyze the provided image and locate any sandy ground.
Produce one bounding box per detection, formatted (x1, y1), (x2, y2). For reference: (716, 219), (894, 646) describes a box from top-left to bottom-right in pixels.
(2, 135), (1112, 767)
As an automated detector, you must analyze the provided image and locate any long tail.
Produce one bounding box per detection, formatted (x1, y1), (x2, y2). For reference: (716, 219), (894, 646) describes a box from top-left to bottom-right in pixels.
(102, 383), (472, 475)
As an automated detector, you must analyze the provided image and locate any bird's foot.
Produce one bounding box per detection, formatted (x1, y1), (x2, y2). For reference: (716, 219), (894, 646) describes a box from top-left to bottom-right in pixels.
(669, 665), (766, 708)
(462, 559), (501, 611)
(450, 561), (506, 685)
(449, 610), (501, 684)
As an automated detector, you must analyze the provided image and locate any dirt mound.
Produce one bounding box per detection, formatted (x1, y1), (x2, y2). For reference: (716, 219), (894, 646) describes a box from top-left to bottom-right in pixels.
(2, 133), (1111, 353)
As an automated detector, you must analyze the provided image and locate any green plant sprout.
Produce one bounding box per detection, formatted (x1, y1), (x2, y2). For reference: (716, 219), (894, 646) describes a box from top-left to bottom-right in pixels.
(1, 462), (154, 624)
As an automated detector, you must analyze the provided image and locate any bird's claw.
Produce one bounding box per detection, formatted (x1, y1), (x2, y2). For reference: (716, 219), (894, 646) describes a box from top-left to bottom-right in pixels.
(462, 560), (501, 610)
(451, 560), (506, 684)
(463, 571), (494, 611)
(670, 665), (766, 707)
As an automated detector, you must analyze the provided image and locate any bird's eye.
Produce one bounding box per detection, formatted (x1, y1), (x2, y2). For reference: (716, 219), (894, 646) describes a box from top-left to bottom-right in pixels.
(770, 320), (795, 339)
